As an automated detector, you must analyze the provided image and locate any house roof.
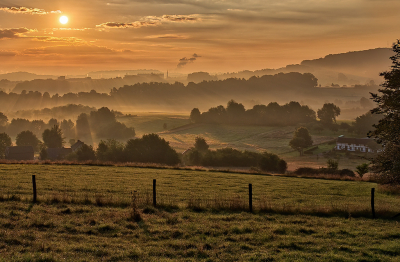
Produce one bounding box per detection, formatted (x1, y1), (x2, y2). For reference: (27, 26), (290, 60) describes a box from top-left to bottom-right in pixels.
(6, 146), (34, 154)
(337, 137), (369, 144)
(337, 137), (379, 148)
(71, 140), (84, 152)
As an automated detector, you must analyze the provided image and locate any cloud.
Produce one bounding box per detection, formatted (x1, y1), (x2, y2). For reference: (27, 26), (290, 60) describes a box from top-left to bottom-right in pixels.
(0, 50), (17, 57)
(146, 34), (188, 39)
(97, 21), (161, 28)
(32, 36), (85, 44)
(0, 28), (34, 39)
(21, 44), (130, 56)
(96, 14), (199, 28)
(177, 53), (201, 68)
(0, 7), (61, 15)
(161, 14), (199, 22)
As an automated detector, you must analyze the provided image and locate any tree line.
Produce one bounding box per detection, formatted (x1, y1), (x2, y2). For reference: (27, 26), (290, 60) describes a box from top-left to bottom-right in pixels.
(0, 107), (135, 146)
(0, 126), (286, 173)
(190, 100), (342, 126)
(0, 72), (318, 111)
(183, 137), (287, 173)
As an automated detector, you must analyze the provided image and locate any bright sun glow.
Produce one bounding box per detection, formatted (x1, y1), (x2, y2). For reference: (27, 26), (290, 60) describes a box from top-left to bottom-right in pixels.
(59, 16), (68, 24)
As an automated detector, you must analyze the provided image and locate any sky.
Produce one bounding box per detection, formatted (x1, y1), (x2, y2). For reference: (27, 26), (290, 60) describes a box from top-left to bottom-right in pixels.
(0, 0), (399, 75)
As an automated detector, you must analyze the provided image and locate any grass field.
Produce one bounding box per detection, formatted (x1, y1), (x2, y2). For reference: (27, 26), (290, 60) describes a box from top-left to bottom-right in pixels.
(1, 164), (400, 261)
(118, 113), (339, 154)
(117, 113), (369, 172)
(1, 164), (399, 216)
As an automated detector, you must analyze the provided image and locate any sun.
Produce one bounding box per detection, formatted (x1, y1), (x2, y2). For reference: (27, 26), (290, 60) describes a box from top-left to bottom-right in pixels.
(59, 16), (69, 24)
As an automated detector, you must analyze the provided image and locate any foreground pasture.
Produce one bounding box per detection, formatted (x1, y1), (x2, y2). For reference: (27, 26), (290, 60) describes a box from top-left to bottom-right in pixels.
(1, 202), (400, 261)
(1, 164), (400, 261)
(1, 164), (399, 215)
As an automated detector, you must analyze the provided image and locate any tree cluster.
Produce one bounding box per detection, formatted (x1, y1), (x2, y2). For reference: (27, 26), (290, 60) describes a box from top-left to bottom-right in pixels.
(69, 134), (180, 165)
(289, 127), (313, 156)
(0, 107), (135, 143)
(191, 100), (316, 126)
(184, 138), (287, 173)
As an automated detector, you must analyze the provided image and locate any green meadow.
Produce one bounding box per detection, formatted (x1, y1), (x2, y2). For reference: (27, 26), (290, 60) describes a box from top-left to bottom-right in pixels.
(118, 113), (368, 171)
(2, 164), (398, 214)
(1, 164), (400, 261)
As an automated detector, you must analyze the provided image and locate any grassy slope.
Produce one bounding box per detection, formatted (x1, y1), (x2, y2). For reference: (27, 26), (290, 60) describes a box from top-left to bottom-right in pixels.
(1, 164), (400, 261)
(119, 113), (368, 171)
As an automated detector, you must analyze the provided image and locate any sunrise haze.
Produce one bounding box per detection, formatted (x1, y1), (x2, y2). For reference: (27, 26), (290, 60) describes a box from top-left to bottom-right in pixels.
(0, 0), (399, 75)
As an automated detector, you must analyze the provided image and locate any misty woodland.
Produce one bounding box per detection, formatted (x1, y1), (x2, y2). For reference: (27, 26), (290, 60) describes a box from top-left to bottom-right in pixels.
(0, 1), (400, 261)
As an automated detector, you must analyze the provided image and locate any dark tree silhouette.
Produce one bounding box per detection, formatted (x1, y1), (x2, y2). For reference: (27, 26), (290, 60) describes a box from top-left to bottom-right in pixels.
(76, 113), (92, 144)
(48, 118), (59, 128)
(75, 144), (96, 161)
(89, 107), (135, 140)
(0, 112), (7, 126)
(353, 112), (382, 136)
(125, 134), (180, 165)
(289, 127), (313, 156)
(369, 40), (400, 184)
(7, 118), (30, 136)
(0, 132), (12, 159)
(193, 100), (316, 126)
(190, 108), (201, 123)
(42, 125), (64, 148)
(60, 119), (75, 138)
(226, 100), (245, 123)
(360, 97), (373, 109)
(16, 130), (41, 152)
(317, 103), (341, 125)
(194, 137), (209, 152)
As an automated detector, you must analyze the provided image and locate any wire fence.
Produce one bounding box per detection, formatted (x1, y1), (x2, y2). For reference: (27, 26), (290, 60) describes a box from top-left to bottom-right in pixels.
(1, 172), (399, 218)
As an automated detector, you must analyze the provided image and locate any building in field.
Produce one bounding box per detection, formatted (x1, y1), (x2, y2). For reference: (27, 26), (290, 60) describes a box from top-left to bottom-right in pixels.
(335, 136), (381, 153)
(47, 148), (73, 160)
(71, 140), (84, 152)
(5, 146), (34, 160)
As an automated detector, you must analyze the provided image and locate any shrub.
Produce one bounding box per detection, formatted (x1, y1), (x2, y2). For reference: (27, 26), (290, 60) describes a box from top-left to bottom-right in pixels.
(277, 159), (288, 174)
(76, 144), (96, 161)
(339, 169), (356, 177)
(194, 137), (209, 152)
(125, 134), (180, 165)
(96, 139), (125, 162)
(294, 166), (356, 177)
(356, 163), (369, 178)
(39, 146), (48, 160)
(327, 159), (339, 170)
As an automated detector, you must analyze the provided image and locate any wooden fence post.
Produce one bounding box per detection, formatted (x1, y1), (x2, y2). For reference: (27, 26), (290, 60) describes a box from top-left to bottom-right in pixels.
(153, 179), (157, 207)
(249, 184), (252, 213)
(32, 175), (37, 203)
(371, 188), (375, 219)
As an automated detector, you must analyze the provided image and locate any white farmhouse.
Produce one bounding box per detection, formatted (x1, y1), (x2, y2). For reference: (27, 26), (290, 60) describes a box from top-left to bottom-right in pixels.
(335, 136), (380, 153)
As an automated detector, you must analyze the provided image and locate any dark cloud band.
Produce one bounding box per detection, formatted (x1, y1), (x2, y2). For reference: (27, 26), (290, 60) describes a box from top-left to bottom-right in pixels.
(0, 28), (33, 39)
(0, 7), (61, 15)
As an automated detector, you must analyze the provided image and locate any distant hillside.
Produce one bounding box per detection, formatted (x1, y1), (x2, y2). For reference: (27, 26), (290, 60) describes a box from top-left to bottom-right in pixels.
(87, 69), (164, 79)
(301, 48), (392, 70)
(219, 48), (393, 86)
(0, 72), (57, 81)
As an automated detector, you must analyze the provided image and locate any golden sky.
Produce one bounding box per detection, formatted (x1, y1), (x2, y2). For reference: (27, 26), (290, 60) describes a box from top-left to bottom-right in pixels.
(0, 0), (399, 75)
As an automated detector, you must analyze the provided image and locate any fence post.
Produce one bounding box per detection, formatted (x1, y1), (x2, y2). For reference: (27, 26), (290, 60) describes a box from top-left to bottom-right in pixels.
(249, 184), (252, 213)
(32, 175), (37, 203)
(371, 188), (375, 219)
(153, 179), (157, 207)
